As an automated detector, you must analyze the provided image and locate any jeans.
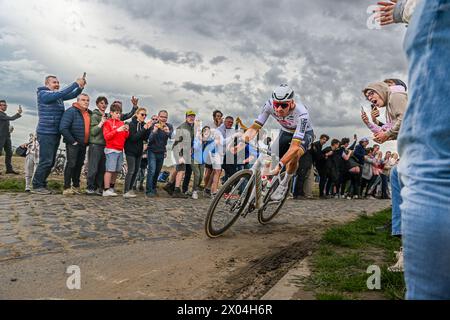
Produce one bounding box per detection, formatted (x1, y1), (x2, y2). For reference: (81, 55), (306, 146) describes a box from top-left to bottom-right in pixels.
(32, 134), (61, 189)
(380, 173), (389, 198)
(87, 144), (105, 191)
(0, 137), (13, 171)
(398, 0), (450, 299)
(390, 166), (402, 237)
(134, 158), (147, 189)
(146, 151), (165, 195)
(63, 143), (86, 189)
(124, 155), (142, 193)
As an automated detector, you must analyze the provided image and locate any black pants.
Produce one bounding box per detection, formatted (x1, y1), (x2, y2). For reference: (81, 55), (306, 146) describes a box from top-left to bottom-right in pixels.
(222, 163), (238, 184)
(293, 166), (311, 197)
(182, 164), (192, 193)
(339, 172), (350, 196)
(349, 171), (362, 197)
(0, 137), (13, 172)
(316, 168), (327, 197)
(361, 178), (371, 197)
(325, 175), (339, 196)
(87, 144), (105, 190)
(125, 155), (142, 193)
(64, 143), (87, 189)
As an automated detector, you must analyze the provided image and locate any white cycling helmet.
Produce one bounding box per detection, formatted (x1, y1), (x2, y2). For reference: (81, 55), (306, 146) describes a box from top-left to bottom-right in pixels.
(272, 84), (294, 102)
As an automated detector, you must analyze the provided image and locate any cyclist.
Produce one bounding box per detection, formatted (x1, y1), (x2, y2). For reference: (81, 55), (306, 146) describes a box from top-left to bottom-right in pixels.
(239, 84), (314, 201)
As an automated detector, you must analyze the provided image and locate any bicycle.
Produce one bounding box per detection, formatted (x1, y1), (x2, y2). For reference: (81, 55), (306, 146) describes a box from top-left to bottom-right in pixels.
(204, 143), (292, 238)
(51, 148), (66, 175)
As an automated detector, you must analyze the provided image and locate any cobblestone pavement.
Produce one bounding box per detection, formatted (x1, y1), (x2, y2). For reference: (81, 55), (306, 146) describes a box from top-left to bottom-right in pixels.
(0, 192), (391, 262)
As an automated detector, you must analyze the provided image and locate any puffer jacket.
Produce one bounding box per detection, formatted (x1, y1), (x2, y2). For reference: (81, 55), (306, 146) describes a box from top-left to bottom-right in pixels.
(59, 103), (92, 146)
(36, 82), (83, 135)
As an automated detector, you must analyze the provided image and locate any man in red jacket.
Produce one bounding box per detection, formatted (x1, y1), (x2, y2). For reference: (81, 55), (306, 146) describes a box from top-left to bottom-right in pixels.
(102, 102), (129, 197)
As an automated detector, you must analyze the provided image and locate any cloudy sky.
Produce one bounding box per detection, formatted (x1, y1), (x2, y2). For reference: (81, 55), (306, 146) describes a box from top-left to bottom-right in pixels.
(0, 0), (407, 152)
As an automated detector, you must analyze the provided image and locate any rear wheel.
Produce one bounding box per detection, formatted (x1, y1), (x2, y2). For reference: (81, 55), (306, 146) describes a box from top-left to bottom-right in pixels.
(205, 170), (254, 238)
(257, 172), (291, 225)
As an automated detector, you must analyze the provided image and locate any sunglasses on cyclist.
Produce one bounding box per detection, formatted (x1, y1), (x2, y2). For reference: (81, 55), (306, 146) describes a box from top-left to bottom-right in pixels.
(273, 101), (291, 109)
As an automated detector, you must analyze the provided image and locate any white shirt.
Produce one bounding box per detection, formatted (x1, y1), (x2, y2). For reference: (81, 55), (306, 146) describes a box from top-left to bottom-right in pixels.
(255, 99), (314, 140)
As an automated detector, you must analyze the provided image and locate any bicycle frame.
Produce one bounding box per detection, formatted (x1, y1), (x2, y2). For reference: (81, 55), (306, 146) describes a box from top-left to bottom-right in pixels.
(225, 144), (281, 217)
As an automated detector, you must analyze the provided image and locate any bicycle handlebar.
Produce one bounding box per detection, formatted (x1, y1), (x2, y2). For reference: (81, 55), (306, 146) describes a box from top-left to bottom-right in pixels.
(231, 134), (272, 157)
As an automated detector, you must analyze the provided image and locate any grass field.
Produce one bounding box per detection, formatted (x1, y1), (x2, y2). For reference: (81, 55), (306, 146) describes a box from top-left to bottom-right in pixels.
(294, 208), (405, 300)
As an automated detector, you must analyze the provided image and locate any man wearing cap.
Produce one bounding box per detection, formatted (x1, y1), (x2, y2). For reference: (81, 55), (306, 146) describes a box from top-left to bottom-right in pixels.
(354, 137), (369, 165)
(166, 110), (196, 198)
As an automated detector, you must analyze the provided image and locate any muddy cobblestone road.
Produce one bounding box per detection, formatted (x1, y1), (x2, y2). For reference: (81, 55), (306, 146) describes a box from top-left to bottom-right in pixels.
(0, 192), (390, 299)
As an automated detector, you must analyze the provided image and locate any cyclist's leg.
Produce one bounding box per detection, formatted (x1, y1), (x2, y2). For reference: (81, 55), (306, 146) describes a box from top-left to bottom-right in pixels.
(283, 130), (314, 180)
(270, 131), (298, 200)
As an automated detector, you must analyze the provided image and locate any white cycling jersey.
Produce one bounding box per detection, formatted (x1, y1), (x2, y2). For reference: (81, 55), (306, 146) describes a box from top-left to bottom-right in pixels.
(254, 99), (314, 141)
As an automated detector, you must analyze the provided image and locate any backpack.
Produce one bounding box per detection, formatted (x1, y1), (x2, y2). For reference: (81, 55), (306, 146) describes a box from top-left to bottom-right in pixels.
(15, 145), (27, 157)
(157, 171), (170, 183)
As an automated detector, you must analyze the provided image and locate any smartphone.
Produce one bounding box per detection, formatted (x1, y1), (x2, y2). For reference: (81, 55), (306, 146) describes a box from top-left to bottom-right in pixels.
(82, 72), (86, 79)
(360, 105), (365, 114)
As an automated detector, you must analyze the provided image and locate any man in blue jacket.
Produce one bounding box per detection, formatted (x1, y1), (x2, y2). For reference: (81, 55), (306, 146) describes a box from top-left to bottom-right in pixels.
(32, 75), (85, 194)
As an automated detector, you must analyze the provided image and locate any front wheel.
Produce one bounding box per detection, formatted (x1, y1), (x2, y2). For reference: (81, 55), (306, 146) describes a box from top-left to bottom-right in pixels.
(205, 170), (254, 238)
(257, 172), (291, 225)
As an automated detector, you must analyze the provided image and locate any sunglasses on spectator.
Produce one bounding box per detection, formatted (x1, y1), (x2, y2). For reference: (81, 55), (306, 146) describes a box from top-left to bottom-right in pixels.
(139, 113), (147, 116)
(273, 101), (291, 109)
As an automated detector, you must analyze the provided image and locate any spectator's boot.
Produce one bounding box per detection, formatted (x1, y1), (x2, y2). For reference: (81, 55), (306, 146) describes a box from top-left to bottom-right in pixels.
(172, 188), (188, 198)
(163, 182), (175, 195)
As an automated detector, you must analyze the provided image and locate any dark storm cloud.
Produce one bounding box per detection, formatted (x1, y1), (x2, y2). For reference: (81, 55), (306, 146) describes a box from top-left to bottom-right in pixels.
(107, 38), (204, 68)
(210, 56), (228, 65)
(141, 45), (203, 67)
